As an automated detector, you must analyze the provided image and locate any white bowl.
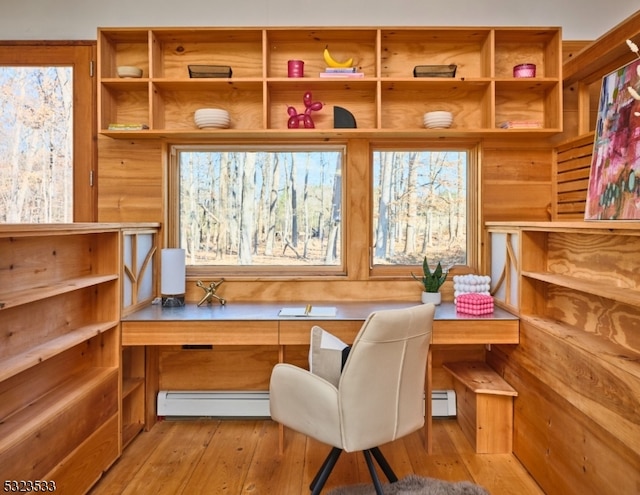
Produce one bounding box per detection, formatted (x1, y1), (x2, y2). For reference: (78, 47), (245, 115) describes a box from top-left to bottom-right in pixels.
(424, 118), (453, 123)
(424, 111), (453, 119)
(424, 111), (453, 128)
(195, 108), (228, 117)
(117, 66), (143, 78)
(194, 109), (230, 128)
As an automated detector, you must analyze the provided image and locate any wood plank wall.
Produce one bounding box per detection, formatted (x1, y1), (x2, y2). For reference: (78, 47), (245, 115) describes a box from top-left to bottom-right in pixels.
(553, 133), (594, 219)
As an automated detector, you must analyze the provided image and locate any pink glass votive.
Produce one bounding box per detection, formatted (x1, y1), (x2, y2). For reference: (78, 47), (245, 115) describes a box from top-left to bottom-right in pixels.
(513, 63), (536, 78)
(287, 60), (304, 78)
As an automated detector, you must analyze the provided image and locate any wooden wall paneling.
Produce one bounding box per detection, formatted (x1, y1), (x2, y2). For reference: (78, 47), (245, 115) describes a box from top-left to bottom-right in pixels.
(145, 346), (160, 429)
(158, 345), (279, 390)
(560, 40), (592, 140)
(482, 182), (552, 222)
(184, 279), (424, 304)
(97, 136), (165, 223)
(481, 142), (553, 223)
(487, 223), (640, 495)
(345, 138), (371, 280)
(554, 133), (594, 219)
(488, 325), (640, 495)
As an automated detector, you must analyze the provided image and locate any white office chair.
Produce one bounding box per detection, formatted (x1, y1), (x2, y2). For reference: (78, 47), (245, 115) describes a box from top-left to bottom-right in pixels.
(269, 304), (435, 495)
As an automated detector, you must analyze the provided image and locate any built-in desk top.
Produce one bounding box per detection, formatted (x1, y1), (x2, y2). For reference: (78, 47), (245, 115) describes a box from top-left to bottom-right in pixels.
(121, 302), (519, 346)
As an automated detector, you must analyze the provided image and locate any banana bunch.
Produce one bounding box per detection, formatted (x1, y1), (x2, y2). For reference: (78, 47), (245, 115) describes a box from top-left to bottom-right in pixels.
(323, 46), (353, 68)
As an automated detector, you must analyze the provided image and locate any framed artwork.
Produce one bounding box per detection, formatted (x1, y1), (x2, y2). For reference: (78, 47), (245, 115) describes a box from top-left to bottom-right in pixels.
(585, 58), (640, 220)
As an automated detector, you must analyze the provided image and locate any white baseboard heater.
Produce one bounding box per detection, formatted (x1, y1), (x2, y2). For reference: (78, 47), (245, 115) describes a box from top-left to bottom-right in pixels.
(158, 391), (271, 418)
(157, 390), (456, 418)
(431, 389), (457, 417)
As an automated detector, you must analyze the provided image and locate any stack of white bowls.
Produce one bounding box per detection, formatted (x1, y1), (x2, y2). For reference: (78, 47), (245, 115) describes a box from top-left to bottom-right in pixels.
(194, 108), (230, 129)
(424, 111), (453, 129)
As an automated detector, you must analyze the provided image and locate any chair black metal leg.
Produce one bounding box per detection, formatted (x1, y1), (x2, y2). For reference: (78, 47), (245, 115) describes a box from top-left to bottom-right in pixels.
(310, 447), (342, 495)
(363, 450), (385, 495)
(370, 446), (398, 483)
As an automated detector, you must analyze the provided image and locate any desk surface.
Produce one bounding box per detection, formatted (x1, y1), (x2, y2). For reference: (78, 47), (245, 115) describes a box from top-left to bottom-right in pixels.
(121, 302), (519, 346)
(123, 301), (518, 322)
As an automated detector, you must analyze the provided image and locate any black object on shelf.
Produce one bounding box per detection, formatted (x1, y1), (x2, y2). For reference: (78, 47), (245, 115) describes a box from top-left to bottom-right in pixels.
(188, 65), (233, 78)
(334, 106), (357, 128)
(413, 64), (457, 78)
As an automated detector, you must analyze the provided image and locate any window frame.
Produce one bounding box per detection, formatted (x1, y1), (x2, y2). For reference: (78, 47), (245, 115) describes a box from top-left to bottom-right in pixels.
(0, 41), (97, 222)
(167, 143), (349, 279)
(367, 141), (480, 279)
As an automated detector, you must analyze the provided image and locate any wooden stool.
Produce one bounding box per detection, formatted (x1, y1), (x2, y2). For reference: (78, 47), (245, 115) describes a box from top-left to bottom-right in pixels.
(443, 361), (518, 454)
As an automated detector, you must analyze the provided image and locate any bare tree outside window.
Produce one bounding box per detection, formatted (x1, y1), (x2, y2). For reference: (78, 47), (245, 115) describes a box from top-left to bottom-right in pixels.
(174, 147), (343, 268)
(0, 67), (73, 223)
(372, 150), (467, 267)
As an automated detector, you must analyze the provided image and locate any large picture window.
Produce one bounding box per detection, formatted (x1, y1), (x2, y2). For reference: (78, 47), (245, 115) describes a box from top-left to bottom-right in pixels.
(372, 148), (470, 270)
(171, 146), (344, 275)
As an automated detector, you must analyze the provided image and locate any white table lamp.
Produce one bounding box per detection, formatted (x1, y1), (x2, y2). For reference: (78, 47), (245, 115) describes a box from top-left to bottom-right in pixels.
(161, 248), (186, 307)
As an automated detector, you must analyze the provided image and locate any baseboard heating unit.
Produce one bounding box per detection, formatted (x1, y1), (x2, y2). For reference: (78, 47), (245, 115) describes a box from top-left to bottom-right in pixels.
(431, 389), (457, 417)
(158, 391), (271, 418)
(157, 390), (456, 419)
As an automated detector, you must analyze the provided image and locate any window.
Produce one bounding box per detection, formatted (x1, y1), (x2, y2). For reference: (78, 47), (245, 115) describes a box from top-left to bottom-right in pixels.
(371, 148), (472, 273)
(0, 67), (72, 222)
(170, 145), (345, 275)
(0, 43), (95, 223)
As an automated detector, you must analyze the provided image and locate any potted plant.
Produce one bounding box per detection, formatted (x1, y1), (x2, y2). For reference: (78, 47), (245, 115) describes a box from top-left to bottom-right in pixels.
(412, 257), (448, 305)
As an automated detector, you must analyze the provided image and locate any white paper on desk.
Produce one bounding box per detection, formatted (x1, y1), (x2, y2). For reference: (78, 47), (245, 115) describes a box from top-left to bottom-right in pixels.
(278, 306), (337, 317)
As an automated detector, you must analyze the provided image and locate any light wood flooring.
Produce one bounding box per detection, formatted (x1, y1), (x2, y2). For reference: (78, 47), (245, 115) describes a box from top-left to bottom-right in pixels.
(89, 418), (545, 495)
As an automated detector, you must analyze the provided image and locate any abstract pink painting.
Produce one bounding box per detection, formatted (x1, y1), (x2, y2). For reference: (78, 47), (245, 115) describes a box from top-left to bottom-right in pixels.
(585, 58), (640, 220)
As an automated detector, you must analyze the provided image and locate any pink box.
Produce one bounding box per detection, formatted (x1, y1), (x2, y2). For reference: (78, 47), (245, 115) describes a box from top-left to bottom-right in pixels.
(456, 293), (494, 315)
(513, 63), (536, 78)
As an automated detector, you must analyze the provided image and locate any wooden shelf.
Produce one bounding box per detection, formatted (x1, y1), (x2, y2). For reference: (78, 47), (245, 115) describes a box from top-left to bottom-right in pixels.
(0, 225), (123, 492)
(521, 270), (640, 307)
(123, 376), (144, 400)
(98, 26), (563, 137)
(0, 321), (119, 383)
(0, 367), (118, 481)
(0, 274), (118, 311)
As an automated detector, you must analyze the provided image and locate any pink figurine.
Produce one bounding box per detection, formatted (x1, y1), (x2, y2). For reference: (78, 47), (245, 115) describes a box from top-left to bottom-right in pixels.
(287, 91), (323, 128)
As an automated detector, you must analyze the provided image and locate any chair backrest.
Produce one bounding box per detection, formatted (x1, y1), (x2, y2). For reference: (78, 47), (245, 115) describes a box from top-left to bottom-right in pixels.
(338, 303), (435, 452)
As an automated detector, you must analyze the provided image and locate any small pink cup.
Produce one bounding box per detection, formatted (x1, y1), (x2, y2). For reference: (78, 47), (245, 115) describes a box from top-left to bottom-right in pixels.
(513, 63), (536, 78)
(287, 60), (304, 78)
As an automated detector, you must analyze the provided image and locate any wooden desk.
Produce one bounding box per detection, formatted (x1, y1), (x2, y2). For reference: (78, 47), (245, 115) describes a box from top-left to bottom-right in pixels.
(122, 301), (519, 452)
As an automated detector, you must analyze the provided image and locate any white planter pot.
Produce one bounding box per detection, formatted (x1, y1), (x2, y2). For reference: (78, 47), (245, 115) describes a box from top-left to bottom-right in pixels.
(421, 291), (441, 305)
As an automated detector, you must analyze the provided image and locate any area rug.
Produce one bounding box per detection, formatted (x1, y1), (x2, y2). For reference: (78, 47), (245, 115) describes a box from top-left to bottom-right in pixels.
(326, 474), (490, 495)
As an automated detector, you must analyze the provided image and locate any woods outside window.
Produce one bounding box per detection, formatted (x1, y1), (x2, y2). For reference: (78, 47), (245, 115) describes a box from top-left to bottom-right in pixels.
(170, 143), (477, 278)
(0, 43), (95, 223)
(370, 146), (475, 277)
(170, 145), (345, 276)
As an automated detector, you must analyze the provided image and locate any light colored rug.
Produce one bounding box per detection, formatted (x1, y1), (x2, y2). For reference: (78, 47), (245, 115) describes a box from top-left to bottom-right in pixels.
(326, 474), (490, 495)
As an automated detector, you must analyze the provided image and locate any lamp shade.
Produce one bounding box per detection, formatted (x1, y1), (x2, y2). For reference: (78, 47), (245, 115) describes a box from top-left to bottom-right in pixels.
(161, 248), (186, 296)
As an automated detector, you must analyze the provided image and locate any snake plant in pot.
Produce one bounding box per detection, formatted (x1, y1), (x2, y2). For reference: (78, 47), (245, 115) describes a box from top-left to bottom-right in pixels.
(412, 257), (448, 305)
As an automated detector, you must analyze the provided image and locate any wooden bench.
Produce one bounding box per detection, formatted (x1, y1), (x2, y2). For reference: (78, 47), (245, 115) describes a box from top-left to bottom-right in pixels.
(443, 361), (518, 454)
